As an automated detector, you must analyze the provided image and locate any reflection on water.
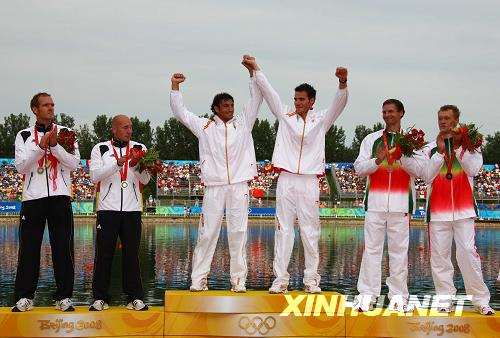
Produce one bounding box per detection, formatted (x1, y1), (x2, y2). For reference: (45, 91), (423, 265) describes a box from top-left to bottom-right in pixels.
(0, 222), (498, 307)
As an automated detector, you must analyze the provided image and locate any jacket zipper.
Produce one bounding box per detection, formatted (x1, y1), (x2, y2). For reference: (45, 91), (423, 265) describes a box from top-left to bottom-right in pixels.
(132, 183), (139, 202)
(120, 147), (123, 211)
(447, 141), (455, 220)
(297, 119), (307, 174)
(26, 172), (33, 190)
(386, 134), (393, 212)
(60, 167), (68, 187)
(44, 151), (50, 196)
(102, 183), (113, 200)
(224, 123), (231, 184)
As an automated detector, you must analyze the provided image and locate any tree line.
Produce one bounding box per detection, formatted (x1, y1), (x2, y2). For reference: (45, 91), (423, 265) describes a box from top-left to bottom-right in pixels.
(0, 113), (499, 164)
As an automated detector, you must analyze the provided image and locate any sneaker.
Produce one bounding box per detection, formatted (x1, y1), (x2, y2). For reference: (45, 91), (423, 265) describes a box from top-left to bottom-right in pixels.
(353, 295), (375, 312)
(127, 299), (148, 311)
(437, 304), (455, 313)
(89, 300), (109, 311)
(304, 284), (322, 294)
(231, 284), (247, 293)
(269, 282), (288, 294)
(388, 301), (414, 313)
(190, 279), (208, 292)
(476, 304), (495, 315)
(11, 298), (34, 312)
(55, 298), (75, 312)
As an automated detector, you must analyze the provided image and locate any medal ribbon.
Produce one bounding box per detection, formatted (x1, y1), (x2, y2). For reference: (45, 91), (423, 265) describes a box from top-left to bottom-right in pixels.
(34, 125), (59, 191)
(443, 140), (455, 178)
(382, 131), (394, 166)
(111, 140), (130, 184)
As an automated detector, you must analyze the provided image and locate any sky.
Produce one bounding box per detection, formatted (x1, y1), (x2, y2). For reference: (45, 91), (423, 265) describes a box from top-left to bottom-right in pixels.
(1, 0), (499, 143)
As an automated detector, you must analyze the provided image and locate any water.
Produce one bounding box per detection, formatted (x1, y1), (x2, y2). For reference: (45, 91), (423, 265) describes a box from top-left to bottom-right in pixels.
(0, 221), (498, 307)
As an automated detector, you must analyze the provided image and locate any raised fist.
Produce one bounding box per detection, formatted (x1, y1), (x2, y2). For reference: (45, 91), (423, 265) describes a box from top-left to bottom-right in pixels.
(171, 73), (186, 90)
(171, 73), (186, 84)
(335, 67), (348, 82)
(242, 55), (257, 70)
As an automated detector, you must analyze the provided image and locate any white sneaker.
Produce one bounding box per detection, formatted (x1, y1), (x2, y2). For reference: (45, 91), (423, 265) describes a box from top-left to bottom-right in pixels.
(353, 295), (375, 312)
(476, 304), (495, 315)
(231, 284), (247, 293)
(388, 301), (414, 313)
(127, 299), (148, 311)
(190, 279), (208, 292)
(269, 282), (288, 294)
(89, 300), (109, 311)
(304, 284), (322, 294)
(11, 298), (34, 312)
(55, 298), (75, 312)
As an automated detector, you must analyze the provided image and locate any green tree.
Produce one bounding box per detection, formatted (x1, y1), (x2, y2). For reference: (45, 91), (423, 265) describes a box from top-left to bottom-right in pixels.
(372, 122), (384, 132)
(155, 118), (198, 160)
(93, 115), (112, 142)
(325, 125), (352, 162)
(76, 124), (95, 159)
(131, 117), (154, 148)
(350, 124), (373, 156)
(252, 118), (276, 161)
(54, 113), (75, 129)
(482, 132), (500, 164)
(0, 113), (31, 157)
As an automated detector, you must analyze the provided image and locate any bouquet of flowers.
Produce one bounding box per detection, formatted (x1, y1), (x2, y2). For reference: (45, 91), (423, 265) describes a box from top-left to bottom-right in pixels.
(129, 148), (163, 174)
(57, 129), (77, 154)
(389, 127), (425, 158)
(452, 123), (483, 158)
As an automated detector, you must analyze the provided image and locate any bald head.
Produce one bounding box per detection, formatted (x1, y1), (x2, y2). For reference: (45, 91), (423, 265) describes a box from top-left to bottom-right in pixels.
(112, 114), (132, 142)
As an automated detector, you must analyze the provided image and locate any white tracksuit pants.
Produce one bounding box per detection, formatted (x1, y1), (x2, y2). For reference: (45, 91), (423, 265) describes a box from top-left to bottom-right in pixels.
(357, 211), (410, 300)
(429, 218), (490, 306)
(273, 172), (321, 287)
(191, 181), (249, 287)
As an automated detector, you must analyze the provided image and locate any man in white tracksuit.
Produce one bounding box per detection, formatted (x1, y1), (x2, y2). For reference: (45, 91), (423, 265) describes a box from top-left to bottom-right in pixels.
(89, 115), (151, 311)
(169, 56), (263, 293)
(251, 59), (348, 294)
(12, 92), (80, 312)
(422, 105), (495, 315)
(353, 99), (423, 312)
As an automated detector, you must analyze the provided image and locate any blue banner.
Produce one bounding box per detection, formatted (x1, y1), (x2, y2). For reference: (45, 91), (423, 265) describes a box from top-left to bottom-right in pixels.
(0, 201), (21, 213)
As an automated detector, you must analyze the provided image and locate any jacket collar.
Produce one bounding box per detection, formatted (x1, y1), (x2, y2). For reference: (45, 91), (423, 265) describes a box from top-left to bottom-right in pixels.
(214, 114), (235, 125)
(35, 122), (54, 133)
(111, 138), (129, 148)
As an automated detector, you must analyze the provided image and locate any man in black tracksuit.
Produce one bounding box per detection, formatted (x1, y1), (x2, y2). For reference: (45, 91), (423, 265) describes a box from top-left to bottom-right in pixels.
(88, 114), (150, 311)
(12, 92), (80, 312)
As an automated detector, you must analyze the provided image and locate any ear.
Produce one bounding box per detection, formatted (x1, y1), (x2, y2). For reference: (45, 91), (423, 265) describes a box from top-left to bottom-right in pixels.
(310, 97), (316, 107)
(213, 105), (220, 115)
(31, 107), (37, 115)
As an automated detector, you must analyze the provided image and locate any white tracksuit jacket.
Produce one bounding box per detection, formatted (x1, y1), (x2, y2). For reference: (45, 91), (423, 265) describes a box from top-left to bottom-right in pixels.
(90, 140), (150, 212)
(254, 70), (348, 174)
(169, 76), (263, 186)
(15, 124), (80, 201)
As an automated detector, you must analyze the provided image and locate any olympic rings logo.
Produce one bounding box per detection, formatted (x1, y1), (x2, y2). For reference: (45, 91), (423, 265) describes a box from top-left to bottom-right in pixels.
(238, 315), (276, 335)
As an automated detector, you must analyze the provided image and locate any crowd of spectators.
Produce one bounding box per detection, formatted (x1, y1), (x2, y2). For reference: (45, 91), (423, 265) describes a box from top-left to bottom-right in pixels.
(2, 160), (497, 201)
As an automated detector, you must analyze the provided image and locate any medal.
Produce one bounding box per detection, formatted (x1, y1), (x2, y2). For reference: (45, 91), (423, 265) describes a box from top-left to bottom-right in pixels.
(383, 131), (395, 173)
(37, 167), (44, 174)
(111, 139), (130, 190)
(443, 140), (455, 181)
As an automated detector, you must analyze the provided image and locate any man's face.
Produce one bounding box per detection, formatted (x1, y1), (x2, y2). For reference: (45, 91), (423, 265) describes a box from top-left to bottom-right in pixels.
(214, 99), (234, 123)
(382, 103), (403, 127)
(294, 91), (315, 115)
(112, 117), (133, 142)
(438, 109), (459, 132)
(32, 95), (55, 122)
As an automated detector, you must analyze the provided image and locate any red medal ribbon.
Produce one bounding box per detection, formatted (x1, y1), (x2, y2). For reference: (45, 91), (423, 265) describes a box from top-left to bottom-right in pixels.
(111, 140), (130, 183)
(34, 125), (59, 191)
(443, 141), (455, 179)
(382, 131), (394, 166)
